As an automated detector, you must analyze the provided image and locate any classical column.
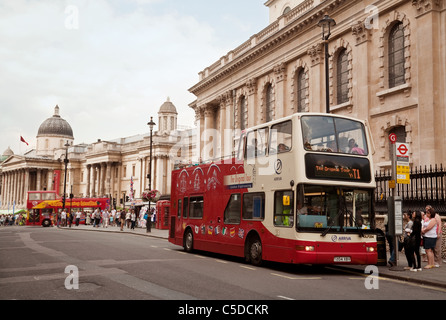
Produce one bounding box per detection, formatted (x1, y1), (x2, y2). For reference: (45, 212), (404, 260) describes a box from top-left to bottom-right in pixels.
(90, 165), (97, 197)
(18, 169), (23, 206)
(105, 162), (112, 197)
(24, 169), (30, 204)
(36, 169), (42, 191)
(246, 78), (258, 126)
(86, 165), (91, 198)
(351, 21), (371, 120)
(308, 43), (324, 113)
(195, 107), (204, 163)
(274, 62), (287, 119)
(203, 105), (216, 161)
(156, 156), (165, 195)
(99, 163), (105, 197)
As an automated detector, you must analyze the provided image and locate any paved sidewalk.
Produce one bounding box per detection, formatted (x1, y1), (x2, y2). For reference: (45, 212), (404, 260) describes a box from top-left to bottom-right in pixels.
(59, 224), (446, 290)
(59, 223), (168, 239)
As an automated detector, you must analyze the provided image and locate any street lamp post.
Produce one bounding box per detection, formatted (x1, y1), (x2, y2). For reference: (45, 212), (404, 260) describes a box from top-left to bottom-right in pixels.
(62, 141), (70, 212)
(318, 14), (336, 114)
(147, 117), (156, 192)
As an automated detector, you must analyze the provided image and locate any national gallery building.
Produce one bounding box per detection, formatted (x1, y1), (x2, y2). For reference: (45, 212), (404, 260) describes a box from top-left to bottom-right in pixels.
(0, 100), (196, 211)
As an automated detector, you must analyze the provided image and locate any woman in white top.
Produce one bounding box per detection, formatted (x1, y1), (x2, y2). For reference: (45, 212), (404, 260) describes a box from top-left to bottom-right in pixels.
(421, 206), (438, 269)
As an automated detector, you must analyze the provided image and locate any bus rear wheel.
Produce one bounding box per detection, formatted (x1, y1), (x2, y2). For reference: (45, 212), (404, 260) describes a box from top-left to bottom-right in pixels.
(247, 236), (263, 266)
(183, 229), (194, 253)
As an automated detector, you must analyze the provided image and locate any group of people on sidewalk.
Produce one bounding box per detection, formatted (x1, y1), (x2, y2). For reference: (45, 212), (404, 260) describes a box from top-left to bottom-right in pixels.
(386, 205), (445, 271)
(0, 213), (26, 226)
(57, 206), (156, 233)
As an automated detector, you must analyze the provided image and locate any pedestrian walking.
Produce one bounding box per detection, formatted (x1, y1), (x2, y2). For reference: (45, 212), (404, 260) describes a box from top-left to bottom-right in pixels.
(93, 209), (101, 228)
(146, 207), (153, 233)
(421, 206), (437, 269)
(61, 210), (67, 227)
(120, 209), (126, 231)
(402, 211), (414, 269)
(130, 209), (136, 230)
(384, 214), (396, 267)
(75, 210), (81, 226)
(406, 211), (422, 272)
(102, 210), (109, 228)
(125, 210), (131, 229)
(433, 207), (442, 267)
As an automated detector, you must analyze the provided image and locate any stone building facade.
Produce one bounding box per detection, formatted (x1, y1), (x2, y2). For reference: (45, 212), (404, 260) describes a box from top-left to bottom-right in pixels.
(0, 99), (195, 210)
(189, 0), (445, 170)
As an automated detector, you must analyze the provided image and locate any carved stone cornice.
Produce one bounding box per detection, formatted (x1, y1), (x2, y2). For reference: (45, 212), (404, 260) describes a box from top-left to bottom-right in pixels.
(246, 78), (258, 96)
(307, 43), (323, 66)
(351, 21), (371, 46)
(412, 0), (444, 17)
(274, 62), (287, 82)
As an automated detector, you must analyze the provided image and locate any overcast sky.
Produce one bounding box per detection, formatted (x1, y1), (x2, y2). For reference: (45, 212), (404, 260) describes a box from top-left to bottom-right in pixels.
(0, 0), (269, 154)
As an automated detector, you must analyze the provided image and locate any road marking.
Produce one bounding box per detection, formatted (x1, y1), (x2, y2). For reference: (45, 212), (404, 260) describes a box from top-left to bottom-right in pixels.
(277, 295), (295, 300)
(271, 273), (322, 280)
(215, 259), (228, 264)
(240, 265), (256, 271)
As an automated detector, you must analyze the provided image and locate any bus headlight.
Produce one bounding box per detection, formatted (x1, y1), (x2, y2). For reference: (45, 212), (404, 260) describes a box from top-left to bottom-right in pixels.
(366, 246), (376, 253)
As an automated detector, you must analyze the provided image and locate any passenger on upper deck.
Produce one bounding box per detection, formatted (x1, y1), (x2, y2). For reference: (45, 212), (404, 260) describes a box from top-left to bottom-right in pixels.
(348, 139), (365, 155)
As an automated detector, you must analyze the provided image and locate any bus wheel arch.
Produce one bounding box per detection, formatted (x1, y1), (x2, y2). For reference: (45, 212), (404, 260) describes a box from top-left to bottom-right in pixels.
(245, 231), (263, 266)
(183, 227), (194, 253)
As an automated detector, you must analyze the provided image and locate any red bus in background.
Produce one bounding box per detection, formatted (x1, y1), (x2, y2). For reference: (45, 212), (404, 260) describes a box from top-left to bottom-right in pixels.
(27, 191), (109, 227)
(169, 113), (378, 266)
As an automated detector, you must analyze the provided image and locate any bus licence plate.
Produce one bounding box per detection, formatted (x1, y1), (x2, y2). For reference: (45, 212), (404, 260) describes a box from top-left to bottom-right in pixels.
(334, 257), (351, 262)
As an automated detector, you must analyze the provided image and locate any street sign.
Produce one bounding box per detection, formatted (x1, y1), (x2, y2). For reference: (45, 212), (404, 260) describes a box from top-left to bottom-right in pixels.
(389, 133), (397, 144)
(396, 143), (409, 157)
(396, 143), (410, 185)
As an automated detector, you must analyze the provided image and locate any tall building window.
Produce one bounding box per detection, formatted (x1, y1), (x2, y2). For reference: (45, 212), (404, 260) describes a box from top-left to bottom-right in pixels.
(336, 49), (349, 105)
(388, 22), (405, 88)
(240, 95), (246, 131)
(297, 69), (306, 112)
(265, 83), (274, 122)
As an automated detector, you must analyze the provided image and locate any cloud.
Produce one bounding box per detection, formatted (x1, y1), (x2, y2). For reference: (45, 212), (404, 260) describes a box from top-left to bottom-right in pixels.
(0, 0), (268, 153)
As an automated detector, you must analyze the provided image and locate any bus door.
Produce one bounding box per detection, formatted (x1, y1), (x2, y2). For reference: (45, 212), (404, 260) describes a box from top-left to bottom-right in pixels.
(28, 209), (41, 226)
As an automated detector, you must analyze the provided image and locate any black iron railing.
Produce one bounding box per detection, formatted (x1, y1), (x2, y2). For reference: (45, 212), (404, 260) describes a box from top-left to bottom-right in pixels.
(375, 164), (446, 216)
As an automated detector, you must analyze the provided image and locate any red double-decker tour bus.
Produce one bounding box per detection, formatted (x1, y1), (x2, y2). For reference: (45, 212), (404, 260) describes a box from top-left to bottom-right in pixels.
(169, 113), (378, 266)
(27, 191), (109, 227)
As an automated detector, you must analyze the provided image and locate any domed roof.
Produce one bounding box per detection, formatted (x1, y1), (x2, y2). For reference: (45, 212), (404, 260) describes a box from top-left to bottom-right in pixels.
(159, 97), (178, 114)
(2, 146), (14, 157)
(37, 105), (74, 138)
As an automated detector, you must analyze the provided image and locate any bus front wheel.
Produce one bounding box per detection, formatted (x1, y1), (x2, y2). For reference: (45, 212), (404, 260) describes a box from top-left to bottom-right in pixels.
(42, 219), (51, 228)
(246, 236), (263, 266)
(183, 229), (194, 253)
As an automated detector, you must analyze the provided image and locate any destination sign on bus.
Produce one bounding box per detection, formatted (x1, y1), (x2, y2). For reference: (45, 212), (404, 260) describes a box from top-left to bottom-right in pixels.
(305, 154), (372, 183)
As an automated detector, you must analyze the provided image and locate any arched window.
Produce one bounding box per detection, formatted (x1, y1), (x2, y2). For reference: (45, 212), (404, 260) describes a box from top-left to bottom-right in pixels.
(283, 7), (291, 15)
(240, 95), (246, 131)
(336, 48), (349, 105)
(265, 83), (274, 122)
(297, 69), (306, 113)
(388, 22), (405, 88)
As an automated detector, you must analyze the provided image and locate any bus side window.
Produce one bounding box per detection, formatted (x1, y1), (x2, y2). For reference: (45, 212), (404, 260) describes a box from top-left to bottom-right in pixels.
(274, 190), (294, 227)
(189, 196), (204, 219)
(182, 197), (188, 219)
(177, 199), (182, 218)
(224, 194), (241, 224)
(270, 121), (292, 154)
(243, 192), (265, 220)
